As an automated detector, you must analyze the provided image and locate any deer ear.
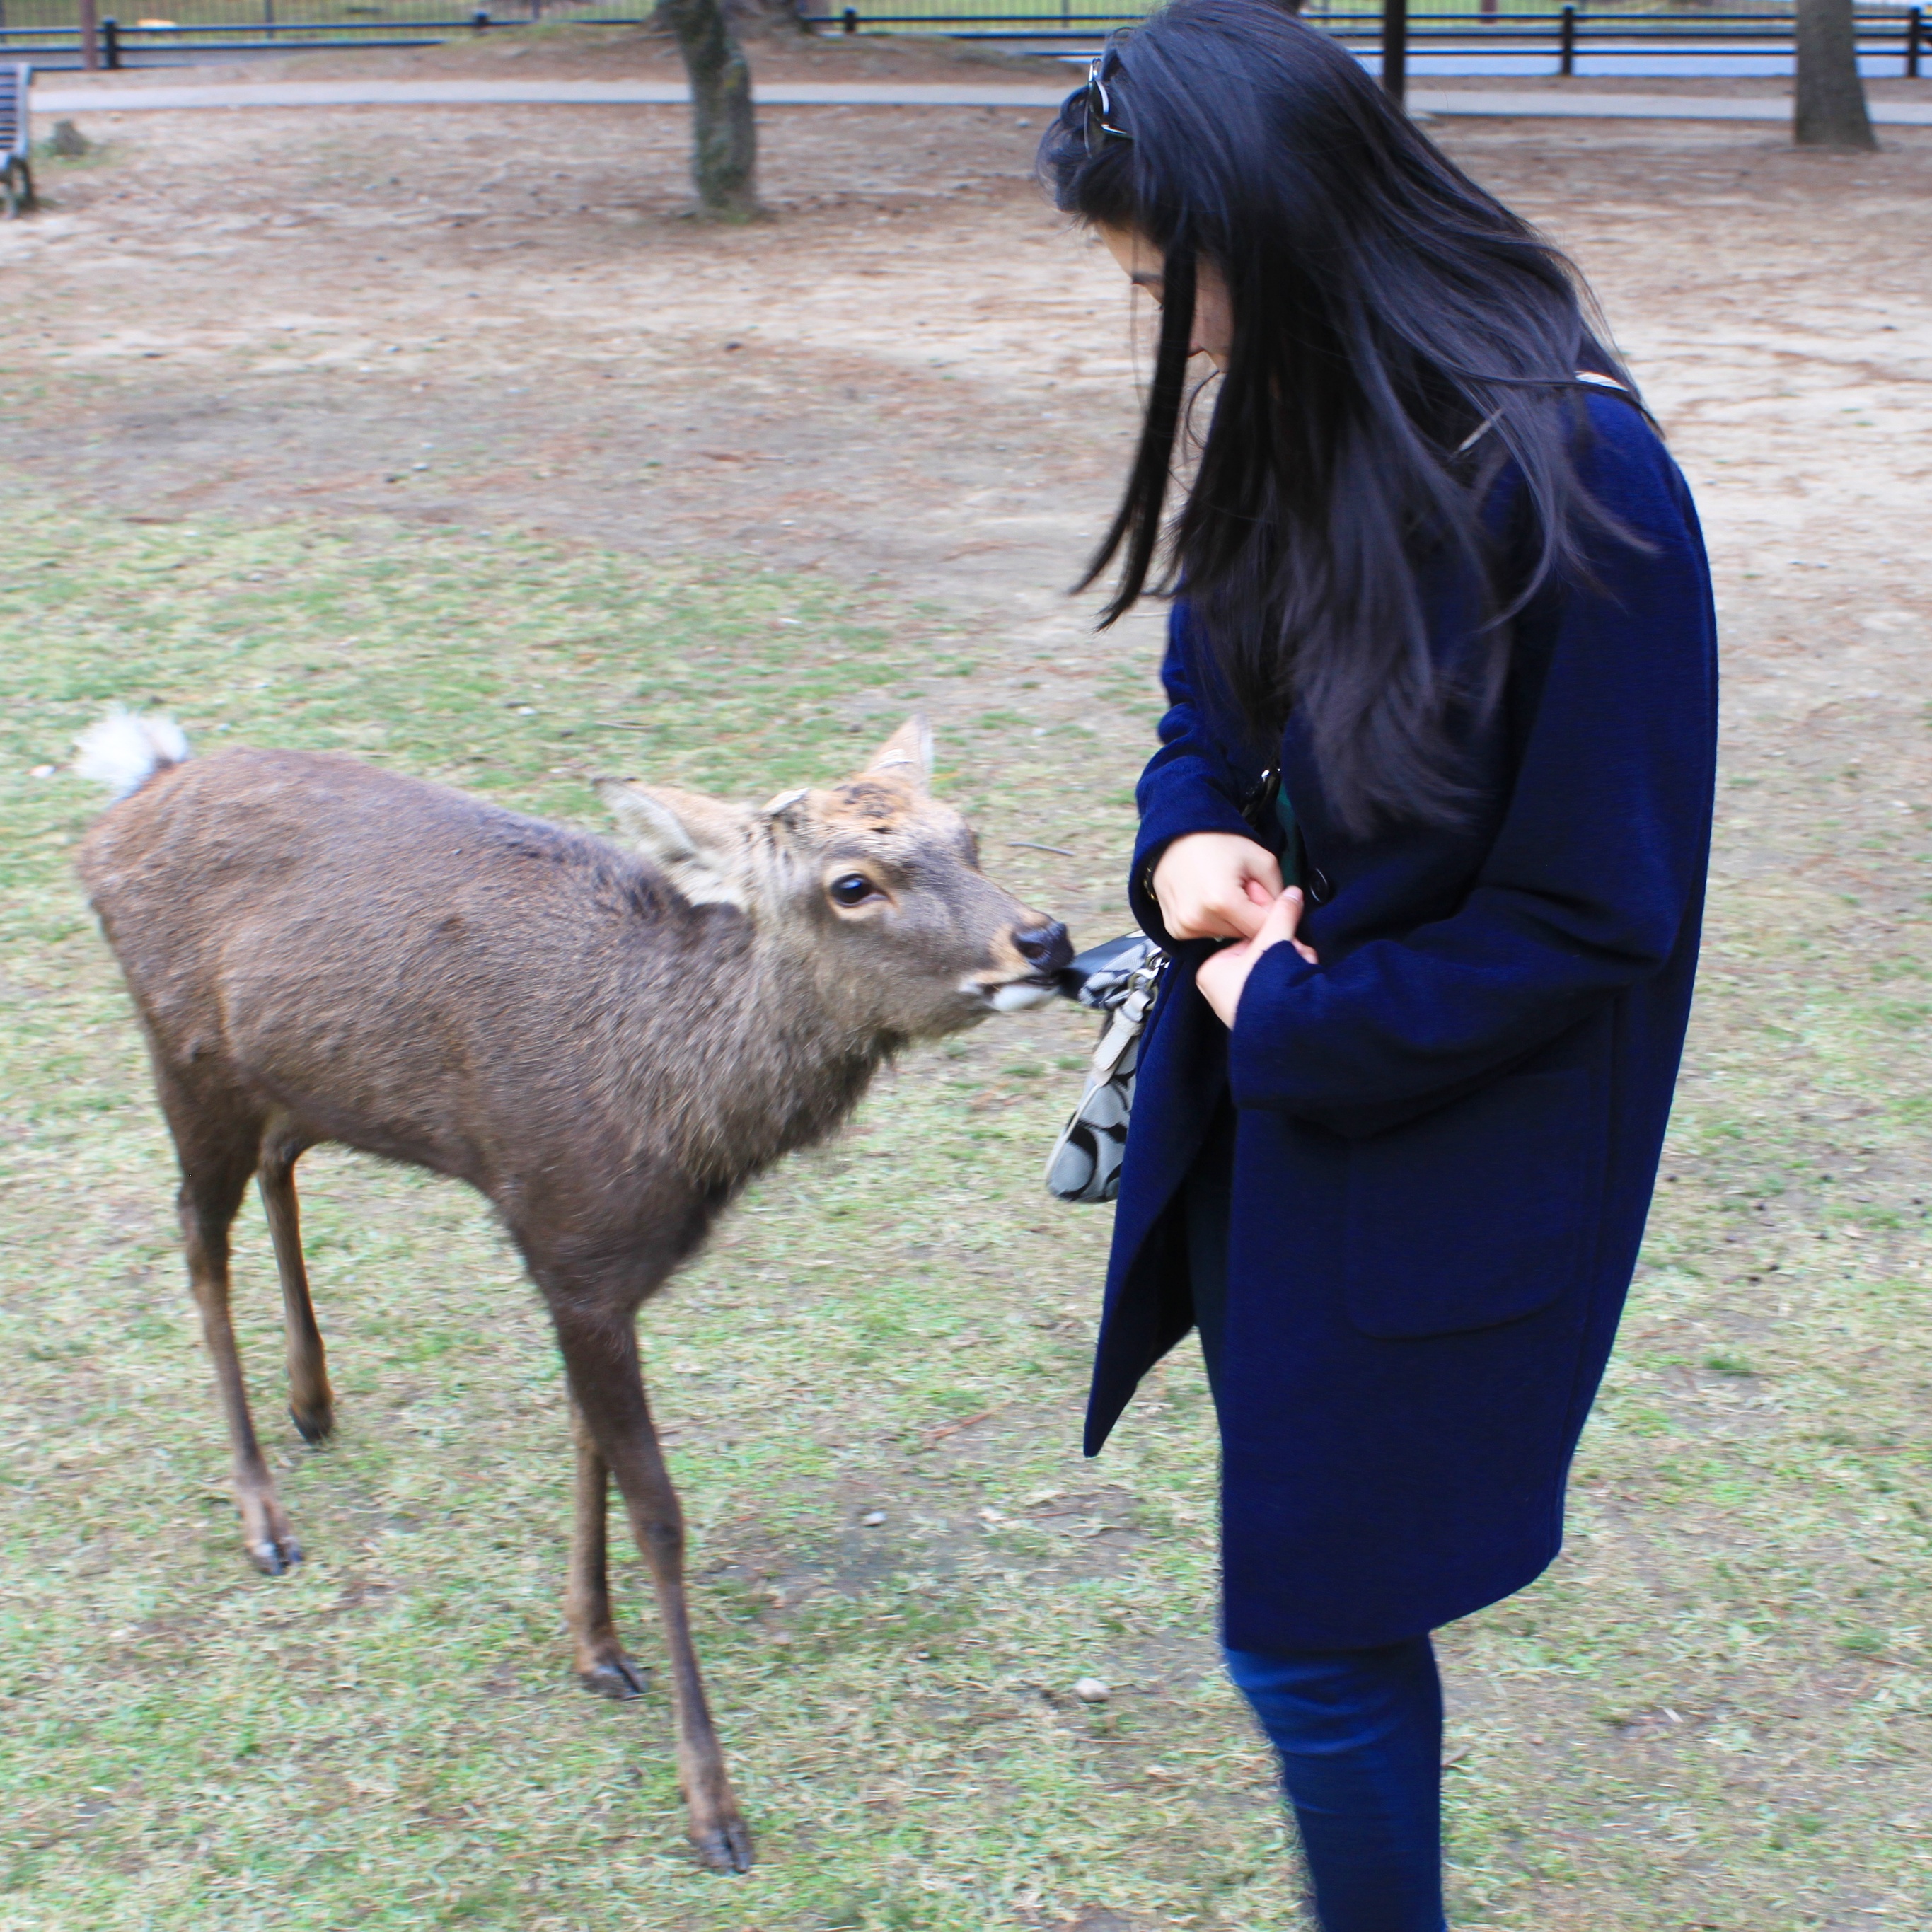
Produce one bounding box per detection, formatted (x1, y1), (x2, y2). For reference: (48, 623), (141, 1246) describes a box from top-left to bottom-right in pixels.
(595, 780), (751, 910)
(862, 715), (933, 792)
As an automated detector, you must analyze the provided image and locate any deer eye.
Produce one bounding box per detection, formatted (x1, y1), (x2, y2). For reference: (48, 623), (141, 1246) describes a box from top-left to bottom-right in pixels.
(828, 873), (880, 908)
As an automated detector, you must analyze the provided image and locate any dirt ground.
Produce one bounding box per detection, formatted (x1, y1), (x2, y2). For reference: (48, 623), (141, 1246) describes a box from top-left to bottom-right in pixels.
(16, 35), (1932, 898)
(3, 28), (1930, 1930)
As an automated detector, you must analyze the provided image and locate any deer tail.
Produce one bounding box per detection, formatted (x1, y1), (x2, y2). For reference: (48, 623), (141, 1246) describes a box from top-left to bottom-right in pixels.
(73, 707), (193, 801)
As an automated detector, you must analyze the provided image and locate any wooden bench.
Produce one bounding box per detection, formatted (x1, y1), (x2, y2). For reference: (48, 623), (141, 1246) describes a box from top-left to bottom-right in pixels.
(2, 64), (35, 219)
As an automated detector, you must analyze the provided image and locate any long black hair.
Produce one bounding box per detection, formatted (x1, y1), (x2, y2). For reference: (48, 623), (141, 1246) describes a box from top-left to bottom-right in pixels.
(1039, 0), (1639, 831)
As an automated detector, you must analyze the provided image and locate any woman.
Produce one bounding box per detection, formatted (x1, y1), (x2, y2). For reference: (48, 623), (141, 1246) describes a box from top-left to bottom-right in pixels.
(1039, 5), (1717, 1926)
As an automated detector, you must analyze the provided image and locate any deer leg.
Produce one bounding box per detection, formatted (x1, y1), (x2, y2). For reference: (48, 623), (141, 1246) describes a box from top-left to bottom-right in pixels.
(258, 1137), (334, 1446)
(255, 1135), (334, 1445)
(174, 1126), (303, 1576)
(554, 1309), (752, 1875)
(567, 1396), (648, 1699)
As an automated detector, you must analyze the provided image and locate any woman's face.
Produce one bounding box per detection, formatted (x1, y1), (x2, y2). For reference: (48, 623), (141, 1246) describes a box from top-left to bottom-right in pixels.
(1097, 224), (1234, 369)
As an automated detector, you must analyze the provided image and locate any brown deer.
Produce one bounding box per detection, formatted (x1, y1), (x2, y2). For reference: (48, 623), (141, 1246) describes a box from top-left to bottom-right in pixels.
(73, 709), (1071, 1874)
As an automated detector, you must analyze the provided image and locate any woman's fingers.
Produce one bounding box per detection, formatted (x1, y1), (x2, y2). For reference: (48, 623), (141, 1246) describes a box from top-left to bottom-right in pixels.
(1241, 848), (1285, 903)
(1260, 887), (1298, 936)
(1256, 887), (1303, 956)
(1161, 891), (1249, 942)
(1151, 833), (1284, 941)
(1201, 888), (1271, 941)
(1195, 889), (1315, 1029)
(1195, 936), (1250, 1028)
(1249, 883), (1319, 964)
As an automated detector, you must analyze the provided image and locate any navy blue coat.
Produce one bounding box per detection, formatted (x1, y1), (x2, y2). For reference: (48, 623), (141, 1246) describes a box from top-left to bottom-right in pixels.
(1089, 394), (1718, 1652)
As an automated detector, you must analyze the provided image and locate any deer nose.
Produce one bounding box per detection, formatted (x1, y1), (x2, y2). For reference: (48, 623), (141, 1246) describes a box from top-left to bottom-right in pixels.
(1013, 920), (1074, 974)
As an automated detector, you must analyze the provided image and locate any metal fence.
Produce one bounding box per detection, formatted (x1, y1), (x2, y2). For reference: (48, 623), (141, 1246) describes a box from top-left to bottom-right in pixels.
(2, 0), (1924, 76)
(799, 0), (1925, 77)
(0, 0), (652, 66)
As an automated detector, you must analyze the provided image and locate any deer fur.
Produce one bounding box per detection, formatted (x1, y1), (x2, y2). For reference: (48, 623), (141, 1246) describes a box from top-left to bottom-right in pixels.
(74, 710), (1070, 1874)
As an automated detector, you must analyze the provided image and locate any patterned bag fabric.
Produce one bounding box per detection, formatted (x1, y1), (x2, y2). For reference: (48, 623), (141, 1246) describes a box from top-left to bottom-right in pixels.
(1044, 932), (1167, 1204)
(1046, 758), (1300, 1203)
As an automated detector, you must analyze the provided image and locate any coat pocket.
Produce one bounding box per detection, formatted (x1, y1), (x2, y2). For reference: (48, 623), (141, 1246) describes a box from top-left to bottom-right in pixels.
(1343, 1068), (1596, 1340)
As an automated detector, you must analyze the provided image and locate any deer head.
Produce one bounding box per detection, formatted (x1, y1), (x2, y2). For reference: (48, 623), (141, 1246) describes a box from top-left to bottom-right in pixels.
(596, 719), (1072, 1041)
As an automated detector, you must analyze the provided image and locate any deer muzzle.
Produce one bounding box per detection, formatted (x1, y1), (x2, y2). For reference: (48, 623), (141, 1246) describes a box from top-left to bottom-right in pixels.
(976, 919), (1075, 1011)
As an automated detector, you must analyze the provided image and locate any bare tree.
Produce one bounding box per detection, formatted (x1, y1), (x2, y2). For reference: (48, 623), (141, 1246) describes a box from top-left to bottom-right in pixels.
(661, 0), (759, 217)
(1794, 0), (1878, 149)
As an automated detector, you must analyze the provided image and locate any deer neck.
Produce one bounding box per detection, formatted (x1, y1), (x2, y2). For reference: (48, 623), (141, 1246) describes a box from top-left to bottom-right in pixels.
(633, 915), (895, 1190)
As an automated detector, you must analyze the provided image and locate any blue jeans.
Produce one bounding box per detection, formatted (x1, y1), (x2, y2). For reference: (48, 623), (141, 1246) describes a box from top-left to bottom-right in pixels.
(1225, 1640), (1448, 1932)
(1187, 1106), (1447, 1930)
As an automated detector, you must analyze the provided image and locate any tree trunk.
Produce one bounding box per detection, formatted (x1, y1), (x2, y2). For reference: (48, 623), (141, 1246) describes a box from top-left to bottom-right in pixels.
(659, 0), (759, 219)
(1793, 0), (1878, 148)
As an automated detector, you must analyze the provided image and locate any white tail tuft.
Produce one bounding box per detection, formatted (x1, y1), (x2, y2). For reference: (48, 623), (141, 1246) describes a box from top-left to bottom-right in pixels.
(74, 708), (192, 801)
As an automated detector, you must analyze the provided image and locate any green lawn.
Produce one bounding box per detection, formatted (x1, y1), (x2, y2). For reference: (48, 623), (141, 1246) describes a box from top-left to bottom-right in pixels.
(1, 481), (1928, 1928)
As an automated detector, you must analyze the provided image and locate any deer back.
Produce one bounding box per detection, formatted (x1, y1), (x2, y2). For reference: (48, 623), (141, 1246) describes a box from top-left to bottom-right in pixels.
(79, 749), (782, 1203)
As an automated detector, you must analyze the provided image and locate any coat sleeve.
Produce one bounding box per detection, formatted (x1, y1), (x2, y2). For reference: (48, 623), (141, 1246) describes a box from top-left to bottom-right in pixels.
(1228, 424), (1718, 1138)
(1127, 603), (1268, 948)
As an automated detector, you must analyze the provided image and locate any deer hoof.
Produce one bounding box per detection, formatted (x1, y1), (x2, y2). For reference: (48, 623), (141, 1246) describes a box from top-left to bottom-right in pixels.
(690, 1813), (755, 1875)
(290, 1403), (335, 1446)
(575, 1652), (648, 1700)
(248, 1532), (303, 1576)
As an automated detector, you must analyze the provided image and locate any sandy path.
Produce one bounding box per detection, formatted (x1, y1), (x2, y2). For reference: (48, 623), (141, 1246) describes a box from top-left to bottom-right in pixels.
(6, 96), (1929, 800)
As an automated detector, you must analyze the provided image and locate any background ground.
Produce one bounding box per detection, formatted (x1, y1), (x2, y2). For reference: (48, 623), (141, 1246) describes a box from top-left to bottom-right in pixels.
(1, 33), (1928, 1931)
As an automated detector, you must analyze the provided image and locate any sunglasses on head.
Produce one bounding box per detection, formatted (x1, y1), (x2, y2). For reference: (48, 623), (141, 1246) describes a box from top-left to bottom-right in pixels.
(1082, 56), (1133, 156)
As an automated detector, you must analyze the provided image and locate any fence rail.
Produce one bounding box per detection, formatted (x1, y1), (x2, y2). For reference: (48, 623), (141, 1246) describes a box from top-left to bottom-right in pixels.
(0, 13), (553, 59)
(3, 0), (1924, 79)
(797, 1), (1924, 76)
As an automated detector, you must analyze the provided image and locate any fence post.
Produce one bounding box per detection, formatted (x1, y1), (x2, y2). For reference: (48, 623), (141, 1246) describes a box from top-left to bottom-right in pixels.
(1381, 0), (1408, 105)
(1559, 1), (1576, 75)
(1909, 6), (1922, 77)
(103, 13), (120, 66)
(77, 0), (99, 69)
(471, 6), (487, 25)
(842, 6), (857, 28)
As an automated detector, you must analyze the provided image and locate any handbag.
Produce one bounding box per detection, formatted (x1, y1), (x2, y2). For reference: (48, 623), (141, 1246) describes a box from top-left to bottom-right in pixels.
(1043, 766), (1300, 1205)
(1043, 932), (1167, 1203)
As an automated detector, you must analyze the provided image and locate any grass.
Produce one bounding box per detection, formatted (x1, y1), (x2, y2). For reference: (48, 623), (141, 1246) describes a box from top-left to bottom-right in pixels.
(1, 478), (1928, 1928)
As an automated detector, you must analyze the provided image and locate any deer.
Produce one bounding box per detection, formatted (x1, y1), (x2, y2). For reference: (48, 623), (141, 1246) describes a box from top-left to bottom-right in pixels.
(72, 707), (1072, 1875)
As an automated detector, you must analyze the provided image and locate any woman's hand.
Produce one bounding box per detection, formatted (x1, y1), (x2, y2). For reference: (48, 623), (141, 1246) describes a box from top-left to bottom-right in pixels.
(1151, 833), (1284, 942)
(1196, 887), (1318, 1029)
